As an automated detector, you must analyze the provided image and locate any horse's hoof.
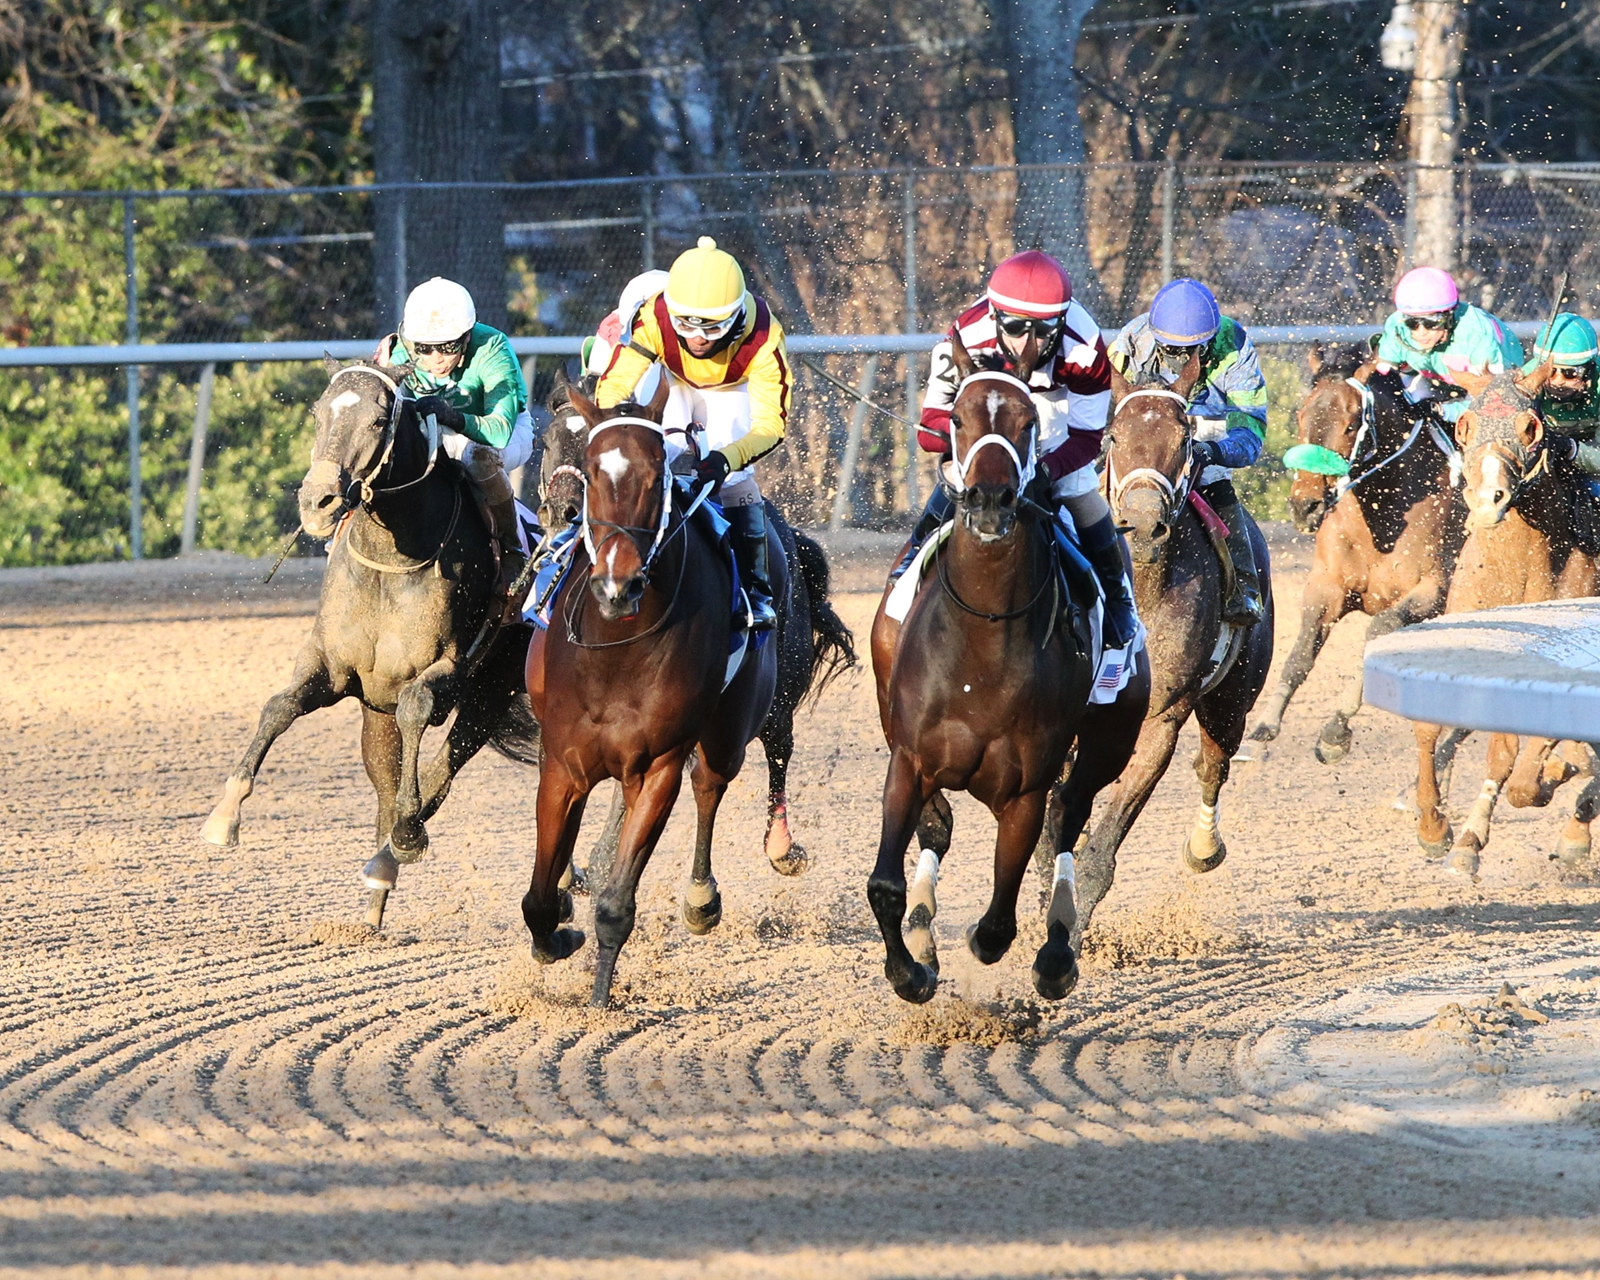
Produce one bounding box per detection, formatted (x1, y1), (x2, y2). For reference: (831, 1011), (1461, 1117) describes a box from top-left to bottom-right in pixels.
(768, 842), (809, 877)
(1248, 720), (1279, 744)
(906, 903), (939, 974)
(1418, 824), (1453, 859)
(1314, 734), (1351, 766)
(1031, 952), (1079, 1001)
(200, 809), (241, 848)
(1231, 739), (1263, 765)
(1555, 835), (1591, 870)
(364, 888), (389, 931)
(568, 864), (590, 896)
(1444, 846), (1480, 879)
(1182, 835), (1228, 874)
(363, 848), (400, 890)
(888, 959), (938, 1004)
(531, 927), (586, 965)
(388, 824), (429, 864)
(683, 890), (723, 936)
(558, 889), (574, 924)
(966, 921), (1015, 966)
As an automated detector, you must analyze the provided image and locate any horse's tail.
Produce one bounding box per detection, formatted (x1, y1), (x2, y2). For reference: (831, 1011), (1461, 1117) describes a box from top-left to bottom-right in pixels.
(792, 529), (857, 706)
(488, 687), (542, 766)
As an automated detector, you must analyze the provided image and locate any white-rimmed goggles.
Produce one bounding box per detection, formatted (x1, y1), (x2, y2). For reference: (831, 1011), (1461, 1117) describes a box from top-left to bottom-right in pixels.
(668, 307), (743, 341)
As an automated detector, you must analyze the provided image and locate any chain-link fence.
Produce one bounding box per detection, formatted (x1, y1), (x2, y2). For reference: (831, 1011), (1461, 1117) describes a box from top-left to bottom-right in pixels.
(3, 162), (1596, 562)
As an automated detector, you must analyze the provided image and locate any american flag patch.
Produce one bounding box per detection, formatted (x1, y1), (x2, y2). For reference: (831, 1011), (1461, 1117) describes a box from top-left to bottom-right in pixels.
(1096, 660), (1123, 689)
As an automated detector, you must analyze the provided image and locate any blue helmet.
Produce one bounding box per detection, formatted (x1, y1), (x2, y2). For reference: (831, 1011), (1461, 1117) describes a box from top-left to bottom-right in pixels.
(1149, 278), (1221, 346)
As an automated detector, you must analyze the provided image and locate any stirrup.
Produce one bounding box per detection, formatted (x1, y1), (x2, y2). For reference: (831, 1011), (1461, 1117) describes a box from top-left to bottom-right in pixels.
(746, 594), (777, 631)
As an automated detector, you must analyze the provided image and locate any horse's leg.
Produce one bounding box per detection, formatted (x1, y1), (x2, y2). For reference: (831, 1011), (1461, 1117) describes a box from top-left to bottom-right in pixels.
(1247, 579), (1342, 746)
(969, 787), (1048, 966)
(201, 648), (337, 847)
(359, 708), (403, 928)
(867, 748), (938, 1004)
(1318, 586), (1437, 765)
(1448, 732), (1518, 878)
(592, 754), (687, 1007)
(386, 657), (461, 861)
(1184, 719), (1235, 874)
(523, 761), (589, 964)
(1506, 737), (1575, 809)
(683, 750), (728, 936)
(760, 710), (809, 876)
(1414, 721), (1452, 857)
(1556, 771), (1600, 869)
(1072, 711), (1187, 950)
(905, 790), (953, 974)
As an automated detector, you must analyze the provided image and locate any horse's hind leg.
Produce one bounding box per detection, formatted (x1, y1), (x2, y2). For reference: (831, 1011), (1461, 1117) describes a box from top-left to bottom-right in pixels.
(1448, 732), (1519, 878)
(905, 791), (953, 973)
(360, 708), (403, 928)
(1414, 721), (1453, 858)
(1506, 737), (1578, 809)
(969, 787), (1048, 967)
(760, 710), (809, 876)
(1187, 692), (1250, 873)
(201, 650), (337, 847)
(868, 748), (938, 1004)
(1556, 770), (1600, 869)
(684, 751), (729, 936)
(1248, 578), (1341, 747)
(386, 658), (460, 862)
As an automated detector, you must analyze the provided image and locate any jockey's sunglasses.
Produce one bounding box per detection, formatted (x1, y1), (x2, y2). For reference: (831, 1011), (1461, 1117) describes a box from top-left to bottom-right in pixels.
(410, 335), (469, 356)
(1404, 313), (1452, 332)
(670, 311), (741, 340)
(994, 311), (1062, 341)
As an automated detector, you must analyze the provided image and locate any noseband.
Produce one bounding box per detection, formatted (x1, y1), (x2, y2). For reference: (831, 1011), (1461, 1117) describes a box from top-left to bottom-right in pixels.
(308, 365), (442, 508)
(579, 416), (676, 576)
(948, 371), (1037, 495)
(1107, 387), (1194, 522)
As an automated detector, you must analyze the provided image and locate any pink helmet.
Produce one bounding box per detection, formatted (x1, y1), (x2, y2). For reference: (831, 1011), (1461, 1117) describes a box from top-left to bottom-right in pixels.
(988, 251), (1073, 317)
(1394, 267), (1459, 316)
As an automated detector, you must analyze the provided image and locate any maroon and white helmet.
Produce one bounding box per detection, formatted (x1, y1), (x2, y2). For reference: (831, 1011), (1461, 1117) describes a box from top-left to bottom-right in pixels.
(987, 251), (1074, 318)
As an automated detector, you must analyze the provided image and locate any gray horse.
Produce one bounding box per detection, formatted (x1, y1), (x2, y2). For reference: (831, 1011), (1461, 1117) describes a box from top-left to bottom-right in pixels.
(201, 359), (540, 926)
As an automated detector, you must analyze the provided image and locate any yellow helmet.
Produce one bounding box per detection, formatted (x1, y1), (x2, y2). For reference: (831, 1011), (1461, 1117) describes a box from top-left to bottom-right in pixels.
(664, 237), (748, 321)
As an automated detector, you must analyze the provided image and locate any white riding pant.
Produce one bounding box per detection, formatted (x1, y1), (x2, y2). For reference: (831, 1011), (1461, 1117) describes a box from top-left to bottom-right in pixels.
(440, 407), (534, 477)
(636, 364), (762, 498)
(1192, 416), (1232, 487)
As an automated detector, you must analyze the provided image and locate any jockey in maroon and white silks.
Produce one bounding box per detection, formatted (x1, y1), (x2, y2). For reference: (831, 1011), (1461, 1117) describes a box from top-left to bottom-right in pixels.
(896, 250), (1139, 652)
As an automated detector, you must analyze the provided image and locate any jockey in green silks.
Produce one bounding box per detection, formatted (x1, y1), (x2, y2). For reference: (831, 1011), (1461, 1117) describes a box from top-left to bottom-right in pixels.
(1527, 312), (1600, 554)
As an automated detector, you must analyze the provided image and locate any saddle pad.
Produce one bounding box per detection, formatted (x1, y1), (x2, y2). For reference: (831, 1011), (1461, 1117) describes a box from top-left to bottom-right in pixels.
(513, 498), (542, 556)
(884, 523), (954, 623)
(524, 525), (579, 632)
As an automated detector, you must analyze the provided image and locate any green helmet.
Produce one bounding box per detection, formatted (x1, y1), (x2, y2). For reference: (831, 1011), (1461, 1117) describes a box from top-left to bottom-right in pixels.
(1533, 313), (1599, 367)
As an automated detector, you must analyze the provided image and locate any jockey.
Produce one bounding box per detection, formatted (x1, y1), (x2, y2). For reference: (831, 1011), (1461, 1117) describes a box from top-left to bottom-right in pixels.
(1374, 267), (1523, 421)
(376, 277), (533, 613)
(595, 237), (791, 631)
(901, 250), (1139, 648)
(1108, 278), (1268, 626)
(581, 270), (670, 395)
(1528, 313), (1600, 552)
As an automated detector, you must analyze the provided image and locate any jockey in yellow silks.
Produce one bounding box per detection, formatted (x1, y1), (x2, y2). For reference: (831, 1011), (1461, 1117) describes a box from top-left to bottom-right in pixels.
(596, 237), (792, 630)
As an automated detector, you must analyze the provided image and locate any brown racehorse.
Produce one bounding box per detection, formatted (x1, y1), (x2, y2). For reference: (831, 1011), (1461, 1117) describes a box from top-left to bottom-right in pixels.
(1413, 370), (1600, 877)
(868, 335), (1106, 1004)
(522, 379), (785, 1007)
(1069, 355), (1276, 945)
(1248, 344), (1464, 763)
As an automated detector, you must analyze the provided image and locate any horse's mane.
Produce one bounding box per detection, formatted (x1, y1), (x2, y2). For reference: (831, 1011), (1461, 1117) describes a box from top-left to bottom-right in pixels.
(1310, 343), (1371, 383)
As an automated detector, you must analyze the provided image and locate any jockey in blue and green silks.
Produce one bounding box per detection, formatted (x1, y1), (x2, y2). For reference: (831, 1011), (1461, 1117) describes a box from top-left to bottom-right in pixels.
(1108, 278), (1270, 626)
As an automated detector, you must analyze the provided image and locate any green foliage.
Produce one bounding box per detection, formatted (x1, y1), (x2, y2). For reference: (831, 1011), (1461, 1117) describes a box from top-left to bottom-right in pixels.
(1232, 352), (1306, 524)
(0, 362), (321, 565)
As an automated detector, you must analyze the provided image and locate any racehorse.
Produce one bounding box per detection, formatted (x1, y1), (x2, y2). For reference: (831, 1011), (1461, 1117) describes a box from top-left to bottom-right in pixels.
(201, 359), (539, 927)
(1248, 344), (1463, 762)
(1070, 355), (1276, 945)
(538, 375), (854, 889)
(524, 378), (806, 1007)
(1412, 369), (1599, 877)
(868, 334), (1108, 1004)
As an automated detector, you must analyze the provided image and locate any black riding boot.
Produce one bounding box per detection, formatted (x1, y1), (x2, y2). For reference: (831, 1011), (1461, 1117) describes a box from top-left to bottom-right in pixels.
(1201, 481), (1264, 626)
(889, 486), (956, 581)
(1077, 514), (1140, 649)
(726, 502), (777, 631)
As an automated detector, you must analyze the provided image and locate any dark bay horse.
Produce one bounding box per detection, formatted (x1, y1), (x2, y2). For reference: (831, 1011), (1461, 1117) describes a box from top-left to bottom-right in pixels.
(524, 381), (792, 1006)
(1413, 370), (1599, 877)
(202, 360), (538, 926)
(1070, 357), (1276, 944)
(539, 376), (854, 886)
(869, 336), (1102, 1004)
(1248, 344), (1463, 762)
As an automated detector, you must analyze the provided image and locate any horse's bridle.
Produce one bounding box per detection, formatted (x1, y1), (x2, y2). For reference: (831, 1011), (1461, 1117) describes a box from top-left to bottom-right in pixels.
(946, 371), (1038, 497)
(305, 365), (442, 508)
(1107, 387), (1195, 524)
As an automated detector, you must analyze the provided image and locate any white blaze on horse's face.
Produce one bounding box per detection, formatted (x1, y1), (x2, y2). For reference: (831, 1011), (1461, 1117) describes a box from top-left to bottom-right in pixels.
(597, 448), (630, 483)
(986, 389), (1003, 423)
(1468, 450), (1512, 527)
(330, 390), (362, 417)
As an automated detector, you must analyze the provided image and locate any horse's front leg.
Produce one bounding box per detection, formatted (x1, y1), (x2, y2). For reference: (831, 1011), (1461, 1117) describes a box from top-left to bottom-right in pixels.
(759, 712), (809, 876)
(387, 657), (460, 862)
(969, 786), (1048, 966)
(591, 752), (689, 1007)
(867, 748), (938, 1004)
(1247, 577), (1342, 747)
(1414, 721), (1453, 858)
(201, 645), (338, 847)
(523, 760), (590, 963)
(1448, 732), (1518, 878)
(684, 749), (730, 936)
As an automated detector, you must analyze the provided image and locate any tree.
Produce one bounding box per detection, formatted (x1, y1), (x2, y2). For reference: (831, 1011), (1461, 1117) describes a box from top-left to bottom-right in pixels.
(1404, 0), (1464, 268)
(999, 0), (1106, 313)
(371, 0), (507, 331)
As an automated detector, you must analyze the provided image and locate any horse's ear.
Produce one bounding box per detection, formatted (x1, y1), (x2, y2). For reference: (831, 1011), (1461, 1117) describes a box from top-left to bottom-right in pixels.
(643, 365), (672, 422)
(949, 330), (977, 381)
(1517, 409), (1544, 451)
(1012, 334), (1040, 384)
(1352, 360), (1377, 385)
(1514, 358), (1554, 398)
(1307, 343), (1324, 376)
(1172, 349), (1204, 400)
(565, 381), (606, 429)
(1454, 410), (1478, 450)
(323, 354), (341, 375)
(1453, 367), (1495, 399)
(1109, 361), (1132, 408)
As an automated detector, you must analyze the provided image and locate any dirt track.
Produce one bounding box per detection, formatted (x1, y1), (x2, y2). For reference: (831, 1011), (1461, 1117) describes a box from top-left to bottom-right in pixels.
(2, 536), (1599, 1279)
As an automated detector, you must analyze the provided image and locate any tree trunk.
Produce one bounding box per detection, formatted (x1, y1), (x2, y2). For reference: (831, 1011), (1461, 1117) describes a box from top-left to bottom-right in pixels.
(371, 0), (506, 332)
(1405, 0), (1464, 269)
(1001, 0), (1107, 315)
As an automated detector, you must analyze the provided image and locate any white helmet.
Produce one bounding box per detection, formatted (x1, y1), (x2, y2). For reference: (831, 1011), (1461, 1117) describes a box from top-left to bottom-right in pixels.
(402, 277), (476, 344)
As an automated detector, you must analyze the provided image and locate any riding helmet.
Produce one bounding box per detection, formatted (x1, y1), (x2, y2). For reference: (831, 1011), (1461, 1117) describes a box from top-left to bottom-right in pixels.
(986, 251), (1073, 317)
(1533, 313), (1599, 367)
(402, 277), (476, 343)
(1393, 267), (1459, 316)
(1149, 278), (1221, 346)
(665, 237), (749, 322)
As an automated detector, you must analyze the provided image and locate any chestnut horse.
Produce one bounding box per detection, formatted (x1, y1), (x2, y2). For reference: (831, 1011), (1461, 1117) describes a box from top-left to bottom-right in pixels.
(1070, 356), (1275, 944)
(869, 336), (1106, 1004)
(523, 380), (785, 1006)
(1413, 371), (1599, 878)
(1248, 344), (1464, 762)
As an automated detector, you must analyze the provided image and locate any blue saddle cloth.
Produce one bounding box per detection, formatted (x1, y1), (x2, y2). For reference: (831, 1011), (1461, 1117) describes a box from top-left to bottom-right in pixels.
(524, 483), (767, 662)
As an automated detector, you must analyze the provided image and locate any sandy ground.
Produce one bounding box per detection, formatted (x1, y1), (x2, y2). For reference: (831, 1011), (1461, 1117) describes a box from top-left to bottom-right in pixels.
(2, 532), (1600, 1279)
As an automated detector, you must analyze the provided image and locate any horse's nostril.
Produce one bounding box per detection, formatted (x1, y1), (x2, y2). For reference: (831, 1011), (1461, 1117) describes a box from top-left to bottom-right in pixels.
(999, 487), (1017, 508)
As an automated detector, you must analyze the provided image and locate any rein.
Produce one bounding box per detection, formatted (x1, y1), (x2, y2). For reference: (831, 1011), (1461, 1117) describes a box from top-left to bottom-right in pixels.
(932, 509), (1058, 625)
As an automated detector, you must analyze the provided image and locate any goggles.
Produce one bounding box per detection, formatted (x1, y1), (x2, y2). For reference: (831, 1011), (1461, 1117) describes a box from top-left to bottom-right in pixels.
(669, 308), (742, 341)
(993, 310), (1063, 342)
(410, 335), (469, 356)
(1404, 313), (1452, 333)
(1155, 341), (1203, 364)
